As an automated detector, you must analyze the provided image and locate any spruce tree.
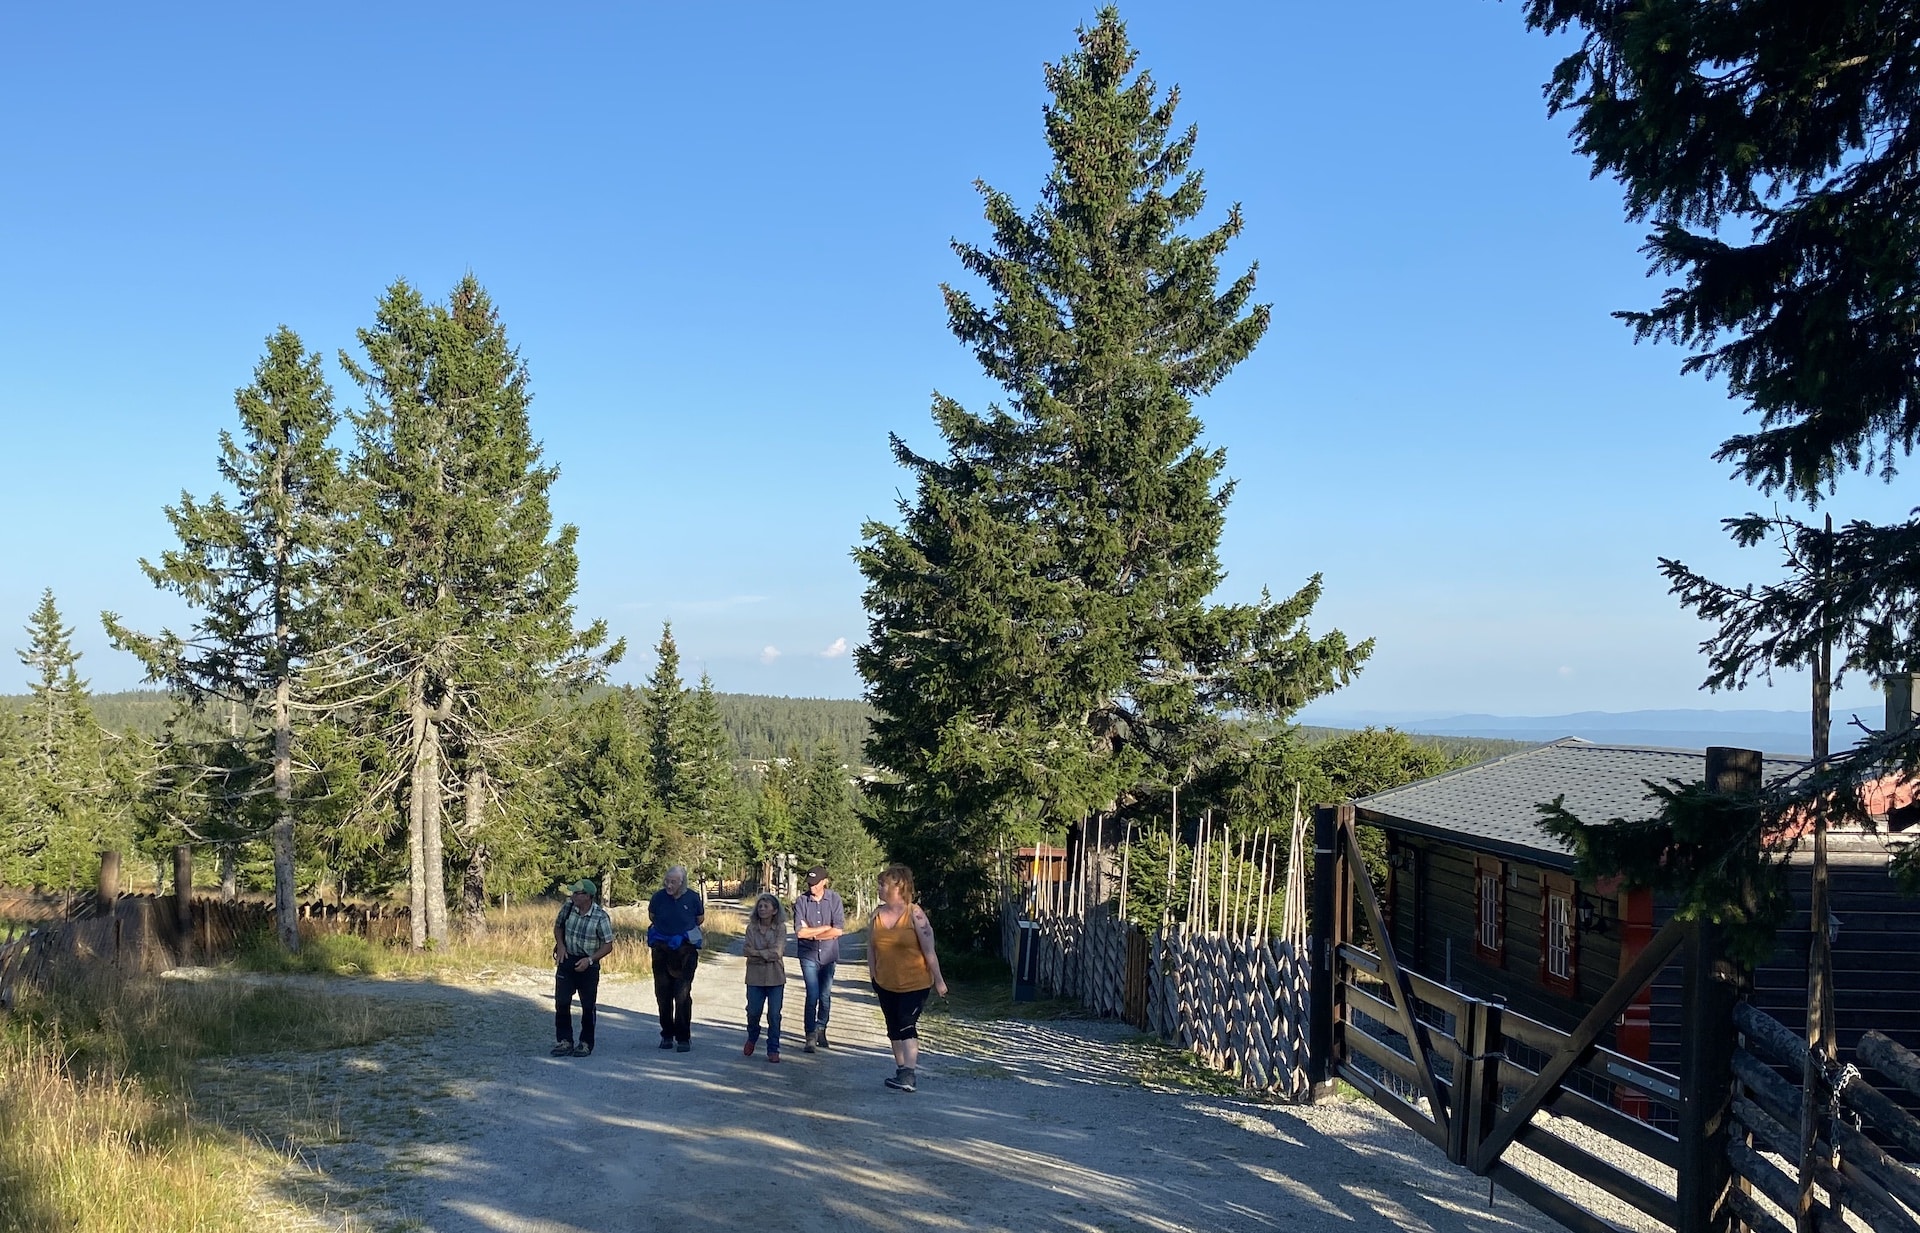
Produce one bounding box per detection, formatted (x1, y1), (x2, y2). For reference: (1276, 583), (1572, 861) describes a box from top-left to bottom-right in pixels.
(857, 9), (1369, 935)
(14, 591), (119, 888)
(680, 673), (745, 887)
(549, 691), (655, 901)
(105, 327), (343, 948)
(1522, 3), (1920, 887)
(637, 622), (688, 811)
(341, 276), (620, 947)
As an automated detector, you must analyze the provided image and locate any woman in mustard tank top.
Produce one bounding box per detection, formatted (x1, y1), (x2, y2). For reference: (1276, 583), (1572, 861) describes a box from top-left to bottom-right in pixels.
(869, 864), (948, 1092)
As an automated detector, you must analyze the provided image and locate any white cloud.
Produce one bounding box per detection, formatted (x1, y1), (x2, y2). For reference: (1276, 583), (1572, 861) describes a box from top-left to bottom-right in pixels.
(818, 637), (848, 659)
(760, 645), (782, 665)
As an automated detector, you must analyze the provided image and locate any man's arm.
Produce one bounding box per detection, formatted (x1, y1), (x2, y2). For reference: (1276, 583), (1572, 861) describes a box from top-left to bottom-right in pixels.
(552, 909), (568, 963)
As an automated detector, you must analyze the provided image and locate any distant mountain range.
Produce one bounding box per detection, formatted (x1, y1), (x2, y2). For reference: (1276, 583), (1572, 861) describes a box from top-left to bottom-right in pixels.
(1298, 704), (1890, 757)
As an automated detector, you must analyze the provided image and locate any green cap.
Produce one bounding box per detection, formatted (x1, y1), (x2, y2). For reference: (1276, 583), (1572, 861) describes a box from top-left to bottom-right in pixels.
(569, 878), (597, 896)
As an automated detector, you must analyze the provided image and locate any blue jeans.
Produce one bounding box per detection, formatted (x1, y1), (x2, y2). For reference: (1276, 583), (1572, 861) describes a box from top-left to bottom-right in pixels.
(801, 957), (837, 1036)
(746, 983), (784, 1054)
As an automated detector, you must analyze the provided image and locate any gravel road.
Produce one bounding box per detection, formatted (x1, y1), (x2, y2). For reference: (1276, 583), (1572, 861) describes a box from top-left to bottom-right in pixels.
(202, 944), (1566, 1233)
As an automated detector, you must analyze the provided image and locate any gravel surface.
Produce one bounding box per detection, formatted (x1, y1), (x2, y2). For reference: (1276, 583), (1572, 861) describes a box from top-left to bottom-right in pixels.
(196, 951), (1570, 1233)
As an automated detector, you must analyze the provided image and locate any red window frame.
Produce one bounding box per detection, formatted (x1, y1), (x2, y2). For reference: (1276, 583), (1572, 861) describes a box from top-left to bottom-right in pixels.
(1540, 872), (1579, 995)
(1473, 855), (1505, 965)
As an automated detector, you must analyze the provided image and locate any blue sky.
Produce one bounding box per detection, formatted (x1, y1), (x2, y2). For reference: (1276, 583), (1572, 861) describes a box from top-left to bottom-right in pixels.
(1, 2), (1907, 717)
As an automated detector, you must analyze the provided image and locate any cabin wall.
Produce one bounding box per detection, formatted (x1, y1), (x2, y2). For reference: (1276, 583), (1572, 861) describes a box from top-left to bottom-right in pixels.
(1383, 832), (1625, 1036)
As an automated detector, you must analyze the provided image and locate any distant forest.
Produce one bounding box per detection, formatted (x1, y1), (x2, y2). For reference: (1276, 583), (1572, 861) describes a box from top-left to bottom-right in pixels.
(7, 689), (880, 767)
(6, 691), (1523, 771)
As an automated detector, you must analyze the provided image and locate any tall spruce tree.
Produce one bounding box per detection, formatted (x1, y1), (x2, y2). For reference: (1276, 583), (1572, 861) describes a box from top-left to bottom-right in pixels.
(14, 591), (120, 888)
(857, 9), (1368, 935)
(341, 276), (619, 947)
(105, 328), (343, 948)
(680, 673), (745, 886)
(1521, 3), (1920, 885)
(637, 622), (688, 811)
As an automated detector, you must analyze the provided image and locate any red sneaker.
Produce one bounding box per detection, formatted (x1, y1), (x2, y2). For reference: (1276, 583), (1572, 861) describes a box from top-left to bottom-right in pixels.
(743, 1040), (755, 1057)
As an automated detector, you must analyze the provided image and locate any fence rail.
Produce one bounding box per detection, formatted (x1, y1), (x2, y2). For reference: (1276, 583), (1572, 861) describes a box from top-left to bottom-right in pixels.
(1731, 1000), (1920, 1233)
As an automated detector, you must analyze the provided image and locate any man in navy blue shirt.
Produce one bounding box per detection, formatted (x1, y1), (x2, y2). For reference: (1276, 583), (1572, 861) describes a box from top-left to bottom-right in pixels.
(647, 865), (705, 1051)
(793, 864), (846, 1053)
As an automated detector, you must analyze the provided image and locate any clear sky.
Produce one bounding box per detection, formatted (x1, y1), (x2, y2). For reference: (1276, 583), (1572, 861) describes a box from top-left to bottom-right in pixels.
(1, 2), (1907, 717)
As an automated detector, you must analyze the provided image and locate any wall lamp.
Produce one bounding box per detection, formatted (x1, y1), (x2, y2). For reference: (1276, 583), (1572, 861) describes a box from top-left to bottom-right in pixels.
(1577, 893), (1611, 935)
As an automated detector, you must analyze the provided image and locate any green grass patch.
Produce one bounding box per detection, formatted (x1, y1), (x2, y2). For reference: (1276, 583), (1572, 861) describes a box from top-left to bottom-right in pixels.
(1133, 1034), (1243, 1096)
(237, 928), (385, 977)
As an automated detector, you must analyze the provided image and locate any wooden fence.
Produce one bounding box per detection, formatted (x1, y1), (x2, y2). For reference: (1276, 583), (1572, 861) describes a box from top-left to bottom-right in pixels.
(1007, 898), (1312, 1097)
(1729, 1000), (1920, 1233)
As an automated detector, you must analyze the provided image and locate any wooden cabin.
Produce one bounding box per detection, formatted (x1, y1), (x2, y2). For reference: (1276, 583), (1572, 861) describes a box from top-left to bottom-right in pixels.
(1017, 844), (1070, 885)
(1353, 738), (1920, 1105)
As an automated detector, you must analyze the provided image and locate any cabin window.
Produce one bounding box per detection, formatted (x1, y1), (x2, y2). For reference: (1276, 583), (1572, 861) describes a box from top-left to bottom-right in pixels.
(1473, 855), (1505, 964)
(1541, 873), (1578, 995)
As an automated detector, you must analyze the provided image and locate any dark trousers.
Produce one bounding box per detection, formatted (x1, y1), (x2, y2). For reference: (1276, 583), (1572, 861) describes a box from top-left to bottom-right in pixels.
(652, 943), (699, 1042)
(800, 957), (837, 1035)
(555, 960), (601, 1046)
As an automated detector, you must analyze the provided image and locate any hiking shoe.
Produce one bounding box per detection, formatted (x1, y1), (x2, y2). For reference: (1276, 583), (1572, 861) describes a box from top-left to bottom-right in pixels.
(802, 1030), (817, 1054)
(743, 1040), (756, 1057)
(658, 1037), (675, 1050)
(884, 1068), (917, 1092)
(816, 1030), (831, 1050)
(767, 1051), (782, 1064)
(675, 1040), (691, 1052)
(572, 1043), (593, 1057)
(551, 1042), (574, 1057)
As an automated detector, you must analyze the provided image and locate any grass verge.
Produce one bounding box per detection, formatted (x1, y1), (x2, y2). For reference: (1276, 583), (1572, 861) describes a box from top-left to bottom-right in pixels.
(0, 968), (443, 1232)
(926, 950), (1087, 1022)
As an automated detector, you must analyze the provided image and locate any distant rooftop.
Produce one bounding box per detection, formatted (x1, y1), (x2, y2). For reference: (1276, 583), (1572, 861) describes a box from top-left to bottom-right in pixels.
(1353, 738), (1808, 869)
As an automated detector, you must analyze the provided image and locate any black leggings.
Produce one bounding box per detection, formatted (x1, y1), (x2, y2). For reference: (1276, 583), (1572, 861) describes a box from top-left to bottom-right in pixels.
(873, 984), (930, 1041)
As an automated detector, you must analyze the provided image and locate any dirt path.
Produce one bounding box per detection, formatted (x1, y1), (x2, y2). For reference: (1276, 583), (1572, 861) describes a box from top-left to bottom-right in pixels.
(203, 947), (1564, 1233)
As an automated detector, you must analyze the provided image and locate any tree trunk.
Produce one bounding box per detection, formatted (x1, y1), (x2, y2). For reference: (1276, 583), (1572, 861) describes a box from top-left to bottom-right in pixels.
(421, 717), (448, 946)
(460, 764), (489, 939)
(219, 845), (237, 902)
(272, 674), (299, 951)
(407, 685), (428, 950)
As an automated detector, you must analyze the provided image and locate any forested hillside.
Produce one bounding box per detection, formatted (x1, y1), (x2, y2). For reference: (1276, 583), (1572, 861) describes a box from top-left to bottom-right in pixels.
(6, 689), (877, 766)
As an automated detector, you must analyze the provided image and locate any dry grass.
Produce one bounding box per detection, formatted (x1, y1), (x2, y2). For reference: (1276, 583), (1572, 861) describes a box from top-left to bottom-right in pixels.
(238, 899), (755, 984)
(0, 968), (443, 1232)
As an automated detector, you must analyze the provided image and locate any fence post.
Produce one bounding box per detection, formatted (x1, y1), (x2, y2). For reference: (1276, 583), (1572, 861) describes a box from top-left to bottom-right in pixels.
(1675, 745), (1757, 1233)
(1308, 803), (1351, 1101)
(173, 844), (194, 964)
(1460, 995), (1503, 1170)
(98, 850), (120, 915)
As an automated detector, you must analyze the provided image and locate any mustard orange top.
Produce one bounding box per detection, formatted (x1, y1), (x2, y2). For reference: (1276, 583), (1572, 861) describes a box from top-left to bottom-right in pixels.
(869, 904), (932, 993)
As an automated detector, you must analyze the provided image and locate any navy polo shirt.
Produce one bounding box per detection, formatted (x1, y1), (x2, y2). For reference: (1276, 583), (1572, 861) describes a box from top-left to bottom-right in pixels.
(648, 887), (705, 937)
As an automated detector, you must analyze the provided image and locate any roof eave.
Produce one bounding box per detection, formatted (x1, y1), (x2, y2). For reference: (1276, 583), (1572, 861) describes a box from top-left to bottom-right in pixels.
(1353, 804), (1579, 872)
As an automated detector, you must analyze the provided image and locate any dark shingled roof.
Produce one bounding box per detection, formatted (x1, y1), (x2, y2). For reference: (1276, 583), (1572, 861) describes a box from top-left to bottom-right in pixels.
(1352, 738), (1808, 869)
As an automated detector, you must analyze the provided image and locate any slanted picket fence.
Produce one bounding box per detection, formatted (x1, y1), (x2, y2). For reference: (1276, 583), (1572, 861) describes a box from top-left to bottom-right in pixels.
(1002, 807), (1313, 1097)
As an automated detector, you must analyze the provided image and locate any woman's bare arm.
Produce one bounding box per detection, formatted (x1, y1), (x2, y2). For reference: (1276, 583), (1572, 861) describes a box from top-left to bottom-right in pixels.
(910, 906), (948, 996)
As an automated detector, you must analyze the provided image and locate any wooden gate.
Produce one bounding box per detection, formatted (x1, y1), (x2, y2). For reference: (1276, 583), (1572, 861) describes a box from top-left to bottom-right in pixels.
(1308, 804), (1737, 1233)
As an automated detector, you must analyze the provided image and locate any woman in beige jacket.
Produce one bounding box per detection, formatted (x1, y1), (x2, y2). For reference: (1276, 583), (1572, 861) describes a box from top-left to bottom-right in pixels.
(741, 892), (787, 1062)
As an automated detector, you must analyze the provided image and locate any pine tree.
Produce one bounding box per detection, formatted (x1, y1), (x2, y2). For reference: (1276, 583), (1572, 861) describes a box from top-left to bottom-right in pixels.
(341, 276), (620, 947)
(637, 623), (688, 812)
(857, 9), (1369, 936)
(105, 327), (344, 948)
(794, 740), (881, 904)
(549, 691), (655, 902)
(1524, 1), (1920, 499)
(14, 591), (119, 888)
(679, 674), (745, 887)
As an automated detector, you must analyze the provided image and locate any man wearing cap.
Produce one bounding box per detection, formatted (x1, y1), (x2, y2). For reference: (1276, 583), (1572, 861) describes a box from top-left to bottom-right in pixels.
(647, 865), (706, 1051)
(551, 879), (615, 1057)
(793, 864), (846, 1053)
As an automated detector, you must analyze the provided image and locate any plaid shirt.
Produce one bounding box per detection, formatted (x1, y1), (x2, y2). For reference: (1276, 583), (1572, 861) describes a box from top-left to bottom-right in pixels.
(556, 902), (614, 960)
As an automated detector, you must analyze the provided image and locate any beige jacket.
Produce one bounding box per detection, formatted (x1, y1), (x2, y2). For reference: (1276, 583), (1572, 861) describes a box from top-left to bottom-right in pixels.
(743, 907), (787, 987)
